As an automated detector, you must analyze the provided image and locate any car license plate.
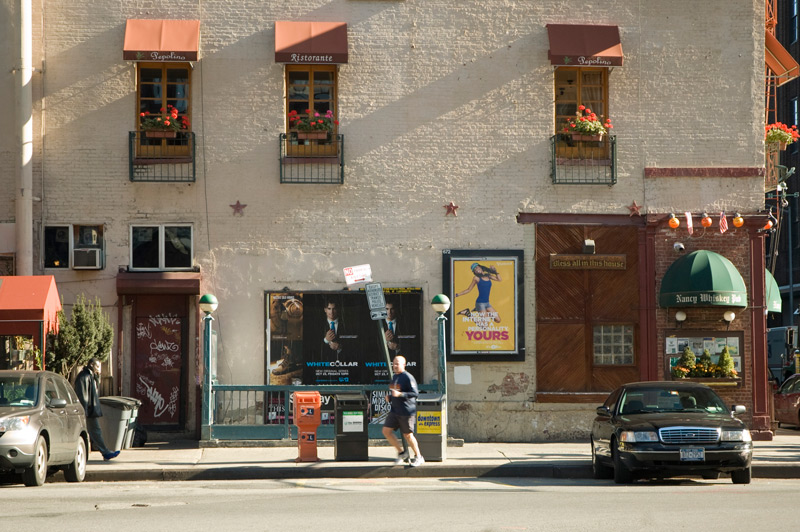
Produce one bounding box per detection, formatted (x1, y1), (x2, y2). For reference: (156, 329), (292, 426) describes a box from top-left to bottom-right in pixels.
(680, 448), (705, 461)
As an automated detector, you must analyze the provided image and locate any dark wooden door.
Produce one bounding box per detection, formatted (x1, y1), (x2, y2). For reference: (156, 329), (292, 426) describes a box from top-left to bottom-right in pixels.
(132, 295), (187, 427)
(536, 225), (641, 393)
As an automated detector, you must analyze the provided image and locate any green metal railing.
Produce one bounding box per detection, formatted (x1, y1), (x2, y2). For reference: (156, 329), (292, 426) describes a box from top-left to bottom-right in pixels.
(129, 131), (196, 182)
(210, 383), (436, 440)
(550, 134), (616, 185)
(279, 133), (344, 184)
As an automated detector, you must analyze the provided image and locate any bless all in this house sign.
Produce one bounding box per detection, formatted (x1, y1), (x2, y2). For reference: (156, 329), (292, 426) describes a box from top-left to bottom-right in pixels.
(549, 254), (627, 270)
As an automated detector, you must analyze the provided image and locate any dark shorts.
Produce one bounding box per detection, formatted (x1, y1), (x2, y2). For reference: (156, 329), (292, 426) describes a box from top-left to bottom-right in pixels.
(383, 411), (415, 434)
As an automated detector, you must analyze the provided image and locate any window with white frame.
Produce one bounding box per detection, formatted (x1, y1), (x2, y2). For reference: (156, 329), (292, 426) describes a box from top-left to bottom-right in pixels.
(130, 224), (193, 270)
(43, 224), (105, 269)
(593, 324), (635, 365)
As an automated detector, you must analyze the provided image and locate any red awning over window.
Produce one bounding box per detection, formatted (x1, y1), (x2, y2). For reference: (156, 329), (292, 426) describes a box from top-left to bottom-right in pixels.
(546, 24), (623, 67)
(0, 275), (61, 335)
(275, 21), (348, 64)
(766, 30), (799, 87)
(123, 19), (201, 62)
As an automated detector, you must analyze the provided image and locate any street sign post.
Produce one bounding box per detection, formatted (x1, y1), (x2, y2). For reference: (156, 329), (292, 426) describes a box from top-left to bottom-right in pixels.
(365, 282), (386, 312)
(343, 264), (373, 286)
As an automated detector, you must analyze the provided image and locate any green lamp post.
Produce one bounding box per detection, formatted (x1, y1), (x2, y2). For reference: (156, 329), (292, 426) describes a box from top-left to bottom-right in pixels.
(199, 294), (218, 440)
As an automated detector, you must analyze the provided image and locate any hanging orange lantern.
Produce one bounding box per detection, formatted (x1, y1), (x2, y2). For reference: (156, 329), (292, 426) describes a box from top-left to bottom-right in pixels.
(763, 219), (774, 230)
(701, 213), (712, 227)
(732, 213), (744, 228)
(668, 213), (680, 229)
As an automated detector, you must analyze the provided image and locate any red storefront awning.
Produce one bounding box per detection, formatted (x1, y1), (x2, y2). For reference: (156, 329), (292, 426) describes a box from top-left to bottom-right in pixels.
(275, 21), (348, 64)
(546, 24), (623, 67)
(766, 30), (799, 87)
(0, 276), (61, 334)
(123, 19), (201, 61)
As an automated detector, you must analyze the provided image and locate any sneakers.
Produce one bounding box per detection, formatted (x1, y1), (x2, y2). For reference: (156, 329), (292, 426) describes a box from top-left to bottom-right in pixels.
(103, 451), (120, 461)
(410, 455), (425, 467)
(394, 449), (410, 465)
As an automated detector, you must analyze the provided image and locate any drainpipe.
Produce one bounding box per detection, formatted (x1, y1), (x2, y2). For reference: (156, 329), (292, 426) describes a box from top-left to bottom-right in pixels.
(16, 0), (34, 275)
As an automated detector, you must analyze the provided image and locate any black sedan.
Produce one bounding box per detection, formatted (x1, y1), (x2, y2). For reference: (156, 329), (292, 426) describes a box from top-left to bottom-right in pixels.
(591, 381), (753, 484)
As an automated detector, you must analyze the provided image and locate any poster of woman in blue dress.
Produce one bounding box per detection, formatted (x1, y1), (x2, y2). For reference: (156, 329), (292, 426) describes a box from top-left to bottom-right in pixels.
(454, 263), (502, 325)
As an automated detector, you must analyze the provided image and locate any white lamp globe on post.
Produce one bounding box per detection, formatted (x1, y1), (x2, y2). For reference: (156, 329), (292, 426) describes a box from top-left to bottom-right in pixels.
(199, 294), (218, 439)
(431, 294), (451, 395)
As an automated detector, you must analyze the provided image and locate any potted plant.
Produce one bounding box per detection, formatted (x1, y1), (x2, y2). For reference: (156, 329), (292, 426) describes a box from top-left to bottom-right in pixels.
(563, 105), (613, 141)
(671, 346), (739, 381)
(140, 105), (190, 138)
(765, 122), (799, 151)
(288, 109), (339, 140)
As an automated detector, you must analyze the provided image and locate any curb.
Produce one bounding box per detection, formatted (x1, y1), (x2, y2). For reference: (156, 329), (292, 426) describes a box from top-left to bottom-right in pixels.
(79, 462), (800, 483)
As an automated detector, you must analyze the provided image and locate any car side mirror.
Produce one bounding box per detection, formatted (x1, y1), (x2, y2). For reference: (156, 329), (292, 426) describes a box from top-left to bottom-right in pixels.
(596, 405), (612, 417)
(48, 398), (67, 408)
(731, 405), (746, 415)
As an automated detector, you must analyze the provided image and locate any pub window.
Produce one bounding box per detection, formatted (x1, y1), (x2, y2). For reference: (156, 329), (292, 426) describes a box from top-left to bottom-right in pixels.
(554, 67), (608, 134)
(593, 324), (634, 365)
(136, 63), (191, 157)
(130, 224), (193, 271)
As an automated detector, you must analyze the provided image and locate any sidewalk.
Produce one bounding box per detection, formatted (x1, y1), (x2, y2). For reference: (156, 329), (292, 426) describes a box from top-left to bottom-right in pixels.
(76, 428), (800, 483)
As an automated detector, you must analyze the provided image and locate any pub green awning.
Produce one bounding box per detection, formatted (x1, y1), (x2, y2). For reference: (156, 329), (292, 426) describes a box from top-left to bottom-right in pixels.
(766, 269), (782, 313)
(659, 250), (747, 308)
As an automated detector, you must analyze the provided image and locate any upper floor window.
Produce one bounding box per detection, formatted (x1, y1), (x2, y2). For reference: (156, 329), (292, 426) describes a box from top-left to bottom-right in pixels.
(285, 65), (339, 157)
(555, 67), (608, 134)
(130, 224), (193, 271)
(792, 0), (798, 44)
(136, 63), (192, 158)
(43, 224), (105, 270)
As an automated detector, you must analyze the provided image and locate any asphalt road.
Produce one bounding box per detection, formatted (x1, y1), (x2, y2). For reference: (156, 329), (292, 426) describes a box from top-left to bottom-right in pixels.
(3, 477), (798, 531)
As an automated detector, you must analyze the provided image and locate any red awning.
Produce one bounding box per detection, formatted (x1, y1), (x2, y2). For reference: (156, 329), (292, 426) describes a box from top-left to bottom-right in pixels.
(546, 24), (623, 67)
(0, 275), (61, 336)
(123, 19), (201, 62)
(766, 30), (799, 87)
(275, 21), (348, 64)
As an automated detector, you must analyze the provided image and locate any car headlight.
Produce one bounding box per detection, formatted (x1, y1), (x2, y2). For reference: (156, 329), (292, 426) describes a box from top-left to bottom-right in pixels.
(0, 416), (31, 432)
(721, 429), (752, 442)
(620, 430), (659, 442)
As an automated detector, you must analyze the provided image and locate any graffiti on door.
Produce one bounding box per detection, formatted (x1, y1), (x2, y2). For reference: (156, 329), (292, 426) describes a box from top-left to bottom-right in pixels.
(134, 314), (182, 425)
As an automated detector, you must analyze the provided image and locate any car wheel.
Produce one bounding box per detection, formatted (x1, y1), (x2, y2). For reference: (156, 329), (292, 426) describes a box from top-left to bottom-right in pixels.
(731, 466), (752, 484)
(591, 438), (613, 479)
(22, 435), (48, 487)
(612, 439), (633, 484)
(64, 436), (87, 483)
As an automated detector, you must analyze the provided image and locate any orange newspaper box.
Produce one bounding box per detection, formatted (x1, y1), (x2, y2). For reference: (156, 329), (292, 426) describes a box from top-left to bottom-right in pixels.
(293, 391), (321, 462)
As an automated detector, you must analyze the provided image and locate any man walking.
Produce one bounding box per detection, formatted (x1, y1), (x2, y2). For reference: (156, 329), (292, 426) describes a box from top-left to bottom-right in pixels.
(74, 358), (119, 461)
(382, 355), (424, 467)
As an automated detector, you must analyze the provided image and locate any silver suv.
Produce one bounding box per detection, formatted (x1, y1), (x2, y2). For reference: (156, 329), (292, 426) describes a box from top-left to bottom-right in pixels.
(0, 370), (89, 486)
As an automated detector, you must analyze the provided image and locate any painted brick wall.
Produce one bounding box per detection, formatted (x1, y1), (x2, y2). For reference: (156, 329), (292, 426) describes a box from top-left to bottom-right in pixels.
(0, 0), (766, 440)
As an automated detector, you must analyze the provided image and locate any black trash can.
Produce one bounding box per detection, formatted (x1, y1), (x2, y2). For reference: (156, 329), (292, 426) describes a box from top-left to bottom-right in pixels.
(334, 393), (369, 461)
(415, 393), (447, 461)
(98, 396), (140, 452)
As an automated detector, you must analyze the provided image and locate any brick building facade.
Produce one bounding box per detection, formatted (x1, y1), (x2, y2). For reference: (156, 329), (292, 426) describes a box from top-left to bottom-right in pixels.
(0, 1), (778, 440)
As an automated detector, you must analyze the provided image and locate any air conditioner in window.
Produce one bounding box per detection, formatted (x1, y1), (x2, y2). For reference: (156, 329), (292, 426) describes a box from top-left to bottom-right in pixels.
(72, 248), (103, 270)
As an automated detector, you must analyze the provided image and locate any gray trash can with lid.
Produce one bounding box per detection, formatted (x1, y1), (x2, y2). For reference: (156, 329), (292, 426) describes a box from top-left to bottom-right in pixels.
(334, 393), (369, 461)
(415, 393), (447, 461)
(98, 396), (140, 452)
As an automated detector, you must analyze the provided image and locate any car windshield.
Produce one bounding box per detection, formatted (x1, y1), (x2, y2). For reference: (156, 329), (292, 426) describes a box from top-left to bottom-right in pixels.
(618, 387), (728, 415)
(0, 376), (39, 407)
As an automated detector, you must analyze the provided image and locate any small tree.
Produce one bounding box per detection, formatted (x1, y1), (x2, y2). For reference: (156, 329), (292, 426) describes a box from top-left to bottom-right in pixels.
(47, 294), (113, 378)
(717, 346), (737, 377)
(678, 346), (696, 369)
